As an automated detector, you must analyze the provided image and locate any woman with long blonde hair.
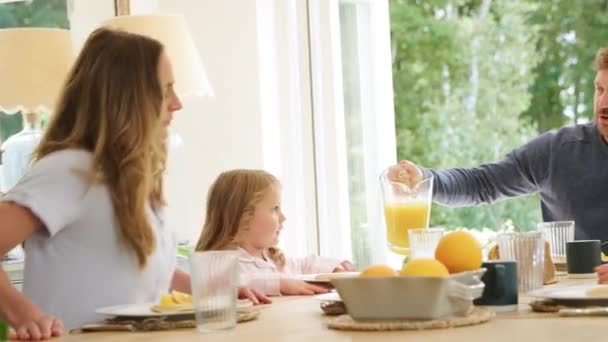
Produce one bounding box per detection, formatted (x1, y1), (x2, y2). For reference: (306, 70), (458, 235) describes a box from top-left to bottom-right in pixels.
(0, 28), (267, 341)
(196, 169), (354, 296)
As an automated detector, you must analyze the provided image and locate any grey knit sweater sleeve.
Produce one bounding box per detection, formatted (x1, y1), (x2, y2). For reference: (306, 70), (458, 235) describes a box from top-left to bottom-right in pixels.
(424, 132), (554, 207)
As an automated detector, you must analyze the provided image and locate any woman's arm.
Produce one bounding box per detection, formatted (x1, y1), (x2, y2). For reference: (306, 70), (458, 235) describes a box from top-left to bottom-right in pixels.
(0, 201), (63, 340)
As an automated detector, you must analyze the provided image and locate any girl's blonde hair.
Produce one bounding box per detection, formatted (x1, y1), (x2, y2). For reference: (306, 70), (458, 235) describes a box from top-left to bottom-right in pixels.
(195, 169), (286, 268)
(34, 28), (166, 268)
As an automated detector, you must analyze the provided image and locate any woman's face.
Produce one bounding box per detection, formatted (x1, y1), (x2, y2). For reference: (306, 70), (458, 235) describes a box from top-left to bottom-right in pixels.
(157, 51), (182, 130)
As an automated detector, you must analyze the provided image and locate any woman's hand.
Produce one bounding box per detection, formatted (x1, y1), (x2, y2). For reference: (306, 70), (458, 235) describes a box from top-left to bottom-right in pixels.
(280, 279), (329, 295)
(0, 279), (63, 341)
(0, 201), (57, 339)
(9, 314), (63, 341)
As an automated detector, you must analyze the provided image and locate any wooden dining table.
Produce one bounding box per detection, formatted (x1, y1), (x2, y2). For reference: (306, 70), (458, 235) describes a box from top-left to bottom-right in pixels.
(59, 276), (605, 341)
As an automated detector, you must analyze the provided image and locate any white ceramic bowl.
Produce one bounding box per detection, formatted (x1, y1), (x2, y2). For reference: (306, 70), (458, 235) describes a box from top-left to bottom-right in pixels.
(331, 268), (486, 320)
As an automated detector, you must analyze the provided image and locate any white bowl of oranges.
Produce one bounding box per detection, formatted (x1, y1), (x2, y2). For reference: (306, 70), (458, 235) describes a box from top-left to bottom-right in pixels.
(331, 231), (486, 320)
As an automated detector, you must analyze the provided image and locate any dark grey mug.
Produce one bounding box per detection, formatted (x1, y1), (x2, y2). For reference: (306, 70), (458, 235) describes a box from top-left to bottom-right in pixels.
(473, 260), (518, 310)
(566, 240), (601, 278)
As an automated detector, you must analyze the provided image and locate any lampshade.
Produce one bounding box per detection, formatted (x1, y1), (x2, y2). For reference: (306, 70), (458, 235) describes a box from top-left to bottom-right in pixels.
(0, 28), (73, 114)
(102, 15), (213, 97)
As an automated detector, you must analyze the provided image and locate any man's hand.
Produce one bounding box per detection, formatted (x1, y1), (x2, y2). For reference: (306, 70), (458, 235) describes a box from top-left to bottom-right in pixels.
(386, 160), (423, 190)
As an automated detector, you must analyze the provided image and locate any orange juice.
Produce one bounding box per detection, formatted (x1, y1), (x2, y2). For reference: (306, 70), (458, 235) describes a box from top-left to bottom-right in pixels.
(384, 202), (430, 254)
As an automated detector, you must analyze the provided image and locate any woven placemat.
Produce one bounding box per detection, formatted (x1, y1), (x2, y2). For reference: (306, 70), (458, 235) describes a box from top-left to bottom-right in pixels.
(325, 307), (495, 331)
(73, 309), (260, 333)
(529, 299), (564, 313)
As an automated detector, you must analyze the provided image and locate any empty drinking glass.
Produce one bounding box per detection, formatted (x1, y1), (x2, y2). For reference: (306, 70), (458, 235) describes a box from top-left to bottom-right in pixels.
(537, 221), (575, 265)
(408, 228), (445, 259)
(496, 231), (544, 292)
(189, 251), (239, 332)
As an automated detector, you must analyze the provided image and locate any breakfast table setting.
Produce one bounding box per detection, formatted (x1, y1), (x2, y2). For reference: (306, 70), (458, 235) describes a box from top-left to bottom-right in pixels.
(56, 273), (607, 342)
(52, 174), (608, 341)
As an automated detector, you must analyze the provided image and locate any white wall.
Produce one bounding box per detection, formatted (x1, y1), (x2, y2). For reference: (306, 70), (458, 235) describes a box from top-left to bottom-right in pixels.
(68, 0), (115, 50)
(156, 0), (266, 245)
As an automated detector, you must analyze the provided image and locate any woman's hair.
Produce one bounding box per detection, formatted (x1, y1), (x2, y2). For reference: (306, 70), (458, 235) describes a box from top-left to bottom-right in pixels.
(34, 27), (166, 268)
(195, 169), (286, 268)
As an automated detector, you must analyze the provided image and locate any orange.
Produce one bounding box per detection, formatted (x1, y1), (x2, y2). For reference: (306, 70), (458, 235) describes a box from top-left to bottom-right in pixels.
(400, 258), (449, 277)
(435, 230), (482, 274)
(360, 264), (398, 277)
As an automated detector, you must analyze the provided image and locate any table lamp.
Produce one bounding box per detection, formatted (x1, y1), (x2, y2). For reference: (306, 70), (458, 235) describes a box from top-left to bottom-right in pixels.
(0, 28), (73, 190)
(102, 14), (213, 97)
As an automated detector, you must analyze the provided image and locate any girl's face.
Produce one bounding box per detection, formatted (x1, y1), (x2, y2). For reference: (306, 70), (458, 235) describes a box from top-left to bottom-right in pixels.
(245, 185), (286, 249)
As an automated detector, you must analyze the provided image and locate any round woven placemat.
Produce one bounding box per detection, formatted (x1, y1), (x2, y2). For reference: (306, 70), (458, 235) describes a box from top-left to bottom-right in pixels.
(74, 309), (261, 333)
(529, 299), (563, 313)
(325, 307), (495, 331)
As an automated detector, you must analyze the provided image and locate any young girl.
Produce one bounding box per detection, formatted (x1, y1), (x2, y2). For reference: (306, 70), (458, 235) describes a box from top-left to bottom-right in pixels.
(196, 169), (355, 296)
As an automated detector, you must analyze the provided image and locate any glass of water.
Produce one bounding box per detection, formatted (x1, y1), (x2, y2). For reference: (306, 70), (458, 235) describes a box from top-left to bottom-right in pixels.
(189, 251), (239, 332)
(496, 231), (545, 292)
(537, 221), (575, 265)
(408, 228), (445, 259)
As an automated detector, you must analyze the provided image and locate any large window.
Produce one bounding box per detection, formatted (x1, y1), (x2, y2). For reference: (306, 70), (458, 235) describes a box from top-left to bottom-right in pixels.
(389, 0), (542, 233)
(311, 0), (608, 268)
(0, 0), (69, 28)
(389, 0), (606, 232)
(338, 0), (397, 267)
(308, 0), (397, 267)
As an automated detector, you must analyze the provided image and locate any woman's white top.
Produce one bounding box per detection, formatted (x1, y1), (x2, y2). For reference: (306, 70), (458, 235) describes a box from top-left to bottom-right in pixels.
(1, 149), (176, 329)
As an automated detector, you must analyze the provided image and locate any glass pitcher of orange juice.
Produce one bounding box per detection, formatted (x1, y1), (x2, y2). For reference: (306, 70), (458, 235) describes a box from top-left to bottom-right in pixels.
(379, 170), (433, 255)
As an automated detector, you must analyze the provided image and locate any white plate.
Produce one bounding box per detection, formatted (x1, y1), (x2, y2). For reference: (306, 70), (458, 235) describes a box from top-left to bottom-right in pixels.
(315, 292), (341, 302)
(528, 285), (608, 301)
(96, 299), (253, 318)
(295, 272), (360, 283)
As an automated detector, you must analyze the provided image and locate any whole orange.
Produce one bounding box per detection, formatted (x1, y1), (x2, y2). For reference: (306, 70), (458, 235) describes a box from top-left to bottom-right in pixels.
(435, 231), (482, 274)
(400, 258), (449, 277)
(359, 264), (397, 277)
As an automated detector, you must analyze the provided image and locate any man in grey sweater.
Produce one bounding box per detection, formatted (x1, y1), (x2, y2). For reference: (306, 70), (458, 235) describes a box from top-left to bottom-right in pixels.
(389, 47), (608, 283)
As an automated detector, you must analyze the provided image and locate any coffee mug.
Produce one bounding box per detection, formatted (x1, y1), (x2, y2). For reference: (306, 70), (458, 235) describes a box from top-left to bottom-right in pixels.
(566, 240), (601, 278)
(473, 260), (518, 311)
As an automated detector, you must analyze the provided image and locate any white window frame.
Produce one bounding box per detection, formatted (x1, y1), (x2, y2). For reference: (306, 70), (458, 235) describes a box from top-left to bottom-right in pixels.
(308, 0), (397, 264)
(307, 0), (353, 259)
(255, 0), (320, 257)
